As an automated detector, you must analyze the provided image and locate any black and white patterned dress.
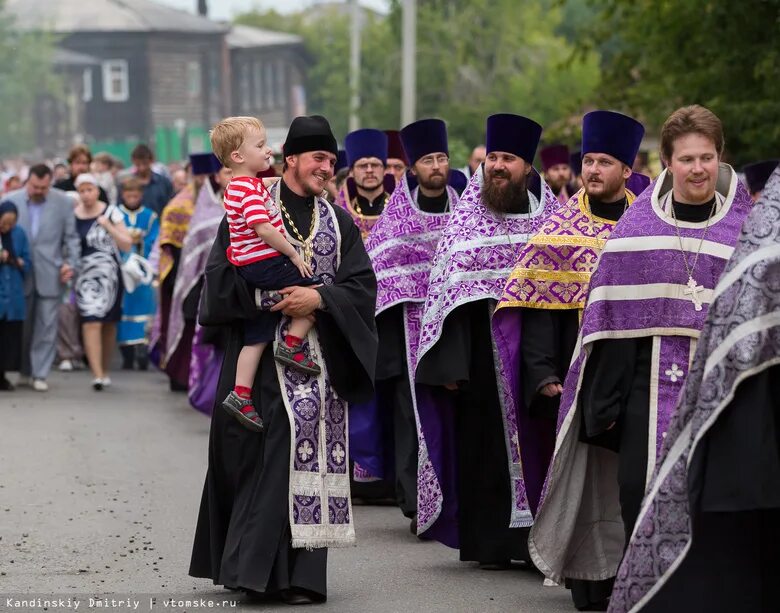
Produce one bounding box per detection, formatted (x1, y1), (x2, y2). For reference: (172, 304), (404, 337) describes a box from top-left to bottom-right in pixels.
(75, 208), (124, 323)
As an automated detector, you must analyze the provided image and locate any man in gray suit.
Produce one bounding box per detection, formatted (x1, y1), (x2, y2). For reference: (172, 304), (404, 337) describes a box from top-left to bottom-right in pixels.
(8, 164), (81, 391)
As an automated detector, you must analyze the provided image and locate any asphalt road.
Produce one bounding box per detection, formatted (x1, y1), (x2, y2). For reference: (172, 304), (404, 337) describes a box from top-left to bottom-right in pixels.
(0, 368), (572, 613)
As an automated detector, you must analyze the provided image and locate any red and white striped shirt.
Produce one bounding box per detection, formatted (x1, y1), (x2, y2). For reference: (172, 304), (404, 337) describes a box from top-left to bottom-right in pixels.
(224, 176), (285, 266)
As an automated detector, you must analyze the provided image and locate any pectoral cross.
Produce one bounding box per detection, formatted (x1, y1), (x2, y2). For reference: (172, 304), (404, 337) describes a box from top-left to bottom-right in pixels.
(684, 276), (704, 311)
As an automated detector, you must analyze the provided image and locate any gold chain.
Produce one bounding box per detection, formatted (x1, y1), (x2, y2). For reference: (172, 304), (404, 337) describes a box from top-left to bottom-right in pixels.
(352, 193), (389, 217)
(279, 199), (316, 264)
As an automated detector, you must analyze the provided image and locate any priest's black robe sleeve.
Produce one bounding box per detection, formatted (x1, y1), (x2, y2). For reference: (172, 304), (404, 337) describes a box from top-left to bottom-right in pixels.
(198, 217), (259, 326)
(580, 338), (637, 442)
(314, 205), (378, 404)
(521, 308), (580, 416)
(415, 301), (474, 386)
(375, 305), (406, 381)
(696, 364), (780, 512)
(579, 337), (653, 448)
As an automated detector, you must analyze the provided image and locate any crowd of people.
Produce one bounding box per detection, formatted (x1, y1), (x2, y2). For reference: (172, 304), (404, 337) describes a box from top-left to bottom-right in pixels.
(1, 105), (778, 611)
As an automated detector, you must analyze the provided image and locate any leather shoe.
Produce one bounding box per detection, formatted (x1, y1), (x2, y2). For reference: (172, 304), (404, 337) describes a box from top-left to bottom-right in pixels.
(280, 589), (317, 605)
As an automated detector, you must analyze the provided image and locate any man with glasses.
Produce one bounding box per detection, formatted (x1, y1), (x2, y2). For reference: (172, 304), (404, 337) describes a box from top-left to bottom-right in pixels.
(349, 119), (460, 531)
(403, 122), (453, 214)
(336, 129), (393, 240)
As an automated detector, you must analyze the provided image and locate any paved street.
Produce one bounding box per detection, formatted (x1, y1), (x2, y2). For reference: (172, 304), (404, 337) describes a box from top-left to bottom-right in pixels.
(0, 369), (571, 613)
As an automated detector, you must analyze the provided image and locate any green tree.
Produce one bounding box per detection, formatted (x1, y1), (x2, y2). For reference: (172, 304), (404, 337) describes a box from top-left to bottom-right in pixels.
(236, 7), (394, 139)
(576, 0), (780, 165)
(237, 1), (601, 154)
(386, 0), (601, 150)
(0, 0), (61, 155)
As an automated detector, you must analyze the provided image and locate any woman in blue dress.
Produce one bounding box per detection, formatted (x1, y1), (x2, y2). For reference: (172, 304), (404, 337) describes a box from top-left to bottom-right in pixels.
(73, 174), (132, 390)
(0, 201), (31, 390)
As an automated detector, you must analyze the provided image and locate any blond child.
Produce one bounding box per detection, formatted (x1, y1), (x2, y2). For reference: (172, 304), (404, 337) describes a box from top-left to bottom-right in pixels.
(211, 116), (321, 432)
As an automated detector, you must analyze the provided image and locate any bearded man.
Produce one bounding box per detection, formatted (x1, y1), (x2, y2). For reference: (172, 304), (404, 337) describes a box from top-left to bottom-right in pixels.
(336, 129), (395, 240)
(540, 144), (575, 205)
(494, 111), (645, 610)
(414, 114), (557, 568)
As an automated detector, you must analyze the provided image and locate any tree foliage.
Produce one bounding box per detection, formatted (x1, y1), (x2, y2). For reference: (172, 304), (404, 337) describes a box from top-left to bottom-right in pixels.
(577, 0), (780, 165)
(236, 1), (600, 164)
(0, 0), (60, 156)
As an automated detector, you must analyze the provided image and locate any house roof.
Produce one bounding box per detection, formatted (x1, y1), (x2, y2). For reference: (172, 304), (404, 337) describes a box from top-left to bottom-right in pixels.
(52, 48), (101, 67)
(5, 0), (228, 34)
(227, 24), (304, 49)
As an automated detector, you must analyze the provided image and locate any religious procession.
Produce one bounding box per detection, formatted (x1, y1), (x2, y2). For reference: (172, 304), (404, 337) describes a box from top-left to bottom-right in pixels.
(1, 0), (778, 612)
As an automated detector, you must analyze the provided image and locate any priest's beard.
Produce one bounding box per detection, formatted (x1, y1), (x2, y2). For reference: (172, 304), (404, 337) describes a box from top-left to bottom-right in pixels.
(547, 175), (568, 195)
(482, 170), (529, 215)
(417, 172), (448, 193)
(292, 165), (328, 197)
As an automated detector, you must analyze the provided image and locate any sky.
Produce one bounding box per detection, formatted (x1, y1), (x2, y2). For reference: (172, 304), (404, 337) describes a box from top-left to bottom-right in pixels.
(156, 0), (389, 20)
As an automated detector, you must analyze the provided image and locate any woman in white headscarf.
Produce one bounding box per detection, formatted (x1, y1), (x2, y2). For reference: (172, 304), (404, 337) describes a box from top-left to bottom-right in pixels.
(73, 173), (131, 390)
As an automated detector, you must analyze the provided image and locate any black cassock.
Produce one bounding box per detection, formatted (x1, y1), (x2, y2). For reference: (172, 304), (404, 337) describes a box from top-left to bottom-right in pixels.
(189, 187), (377, 600)
(359, 191), (452, 517)
(522, 198), (624, 610)
(645, 365), (780, 611)
(416, 299), (530, 564)
(574, 199), (723, 611)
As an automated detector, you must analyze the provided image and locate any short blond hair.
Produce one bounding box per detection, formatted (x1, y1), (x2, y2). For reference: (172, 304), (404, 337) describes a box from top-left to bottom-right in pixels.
(122, 177), (143, 193)
(210, 116), (265, 167)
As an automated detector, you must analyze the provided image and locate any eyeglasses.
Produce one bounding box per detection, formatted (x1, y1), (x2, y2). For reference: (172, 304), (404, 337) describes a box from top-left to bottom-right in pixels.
(354, 161), (384, 171)
(418, 155), (449, 167)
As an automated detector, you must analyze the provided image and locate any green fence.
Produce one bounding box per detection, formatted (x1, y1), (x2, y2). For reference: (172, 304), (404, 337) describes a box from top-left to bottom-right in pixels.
(91, 124), (211, 166)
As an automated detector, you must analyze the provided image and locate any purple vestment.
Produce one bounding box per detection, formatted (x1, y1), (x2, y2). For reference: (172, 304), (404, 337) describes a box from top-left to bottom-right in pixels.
(491, 186), (641, 526)
(528, 164), (753, 585)
(609, 168), (780, 612)
(415, 166), (558, 545)
(335, 176), (395, 241)
(170, 181), (225, 414)
(260, 180), (355, 548)
(165, 182), (220, 369)
(348, 176), (456, 482)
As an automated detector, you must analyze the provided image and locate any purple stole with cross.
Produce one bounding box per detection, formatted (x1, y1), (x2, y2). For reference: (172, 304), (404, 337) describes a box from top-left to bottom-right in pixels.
(260, 180), (355, 549)
(528, 165), (753, 584)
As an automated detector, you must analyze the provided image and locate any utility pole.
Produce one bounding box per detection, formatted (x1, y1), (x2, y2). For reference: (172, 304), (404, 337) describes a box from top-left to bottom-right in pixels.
(349, 0), (361, 132)
(401, 0), (416, 126)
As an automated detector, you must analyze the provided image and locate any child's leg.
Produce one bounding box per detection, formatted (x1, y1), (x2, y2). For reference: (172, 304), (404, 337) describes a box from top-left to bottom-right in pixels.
(286, 316), (315, 342)
(235, 342), (267, 389)
(275, 317), (321, 375)
(119, 344), (135, 369)
(223, 342), (268, 432)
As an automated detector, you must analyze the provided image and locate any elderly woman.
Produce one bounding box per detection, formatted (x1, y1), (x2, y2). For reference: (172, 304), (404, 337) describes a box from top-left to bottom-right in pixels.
(0, 201), (31, 390)
(73, 174), (132, 390)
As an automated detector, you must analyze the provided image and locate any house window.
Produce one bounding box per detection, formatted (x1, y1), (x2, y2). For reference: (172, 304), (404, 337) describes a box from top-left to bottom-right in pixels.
(186, 61), (201, 97)
(101, 59), (129, 102)
(82, 68), (93, 102)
